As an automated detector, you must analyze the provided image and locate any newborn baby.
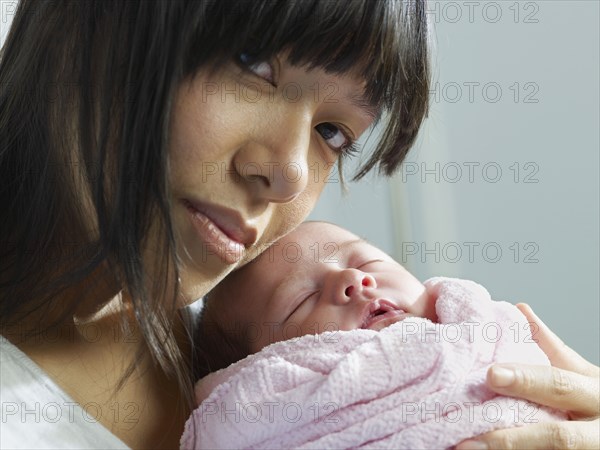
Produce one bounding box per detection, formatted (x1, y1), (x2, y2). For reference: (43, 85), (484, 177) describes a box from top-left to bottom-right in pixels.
(183, 221), (563, 450)
(194, 221), (438, 377)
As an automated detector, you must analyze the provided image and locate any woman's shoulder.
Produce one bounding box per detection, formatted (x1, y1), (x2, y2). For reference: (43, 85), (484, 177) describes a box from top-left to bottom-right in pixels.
(0, 335), (130, 449)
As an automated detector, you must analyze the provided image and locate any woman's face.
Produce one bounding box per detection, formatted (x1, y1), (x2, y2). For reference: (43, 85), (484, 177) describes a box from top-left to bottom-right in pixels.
(168, 55), (377, 301)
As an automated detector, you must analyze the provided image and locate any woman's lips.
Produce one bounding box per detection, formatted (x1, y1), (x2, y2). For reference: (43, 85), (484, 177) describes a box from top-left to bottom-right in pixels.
(183, 199), (257, 265)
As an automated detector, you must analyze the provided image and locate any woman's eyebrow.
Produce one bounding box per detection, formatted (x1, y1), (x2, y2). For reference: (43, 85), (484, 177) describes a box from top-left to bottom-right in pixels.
(345, 91), (382, 122)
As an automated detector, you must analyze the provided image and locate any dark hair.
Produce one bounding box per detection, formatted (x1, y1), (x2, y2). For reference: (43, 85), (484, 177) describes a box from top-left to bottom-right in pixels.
(0, 0), (430, 415)
(193, 293), (251, 381)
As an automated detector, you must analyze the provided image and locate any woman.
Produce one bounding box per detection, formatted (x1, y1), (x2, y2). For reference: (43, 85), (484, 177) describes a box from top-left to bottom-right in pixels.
(0, 1), (597, 449)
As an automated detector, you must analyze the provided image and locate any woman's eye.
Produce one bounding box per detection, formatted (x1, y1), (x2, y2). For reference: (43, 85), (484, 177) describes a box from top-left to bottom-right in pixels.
(315, 123), (358, 157)
(238, 53), (275, 85)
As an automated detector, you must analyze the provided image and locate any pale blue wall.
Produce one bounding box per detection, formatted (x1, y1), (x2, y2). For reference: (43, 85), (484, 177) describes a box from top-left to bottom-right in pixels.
(311, 1), (599, 364)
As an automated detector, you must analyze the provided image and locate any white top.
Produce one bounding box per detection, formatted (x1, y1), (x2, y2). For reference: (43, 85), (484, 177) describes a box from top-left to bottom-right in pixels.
(0, 334), (130, 449)
(0, 301), (204, 449)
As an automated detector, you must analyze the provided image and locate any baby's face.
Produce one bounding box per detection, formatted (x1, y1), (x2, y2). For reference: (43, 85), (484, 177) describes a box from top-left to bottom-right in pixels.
(211, 222), (436, 353)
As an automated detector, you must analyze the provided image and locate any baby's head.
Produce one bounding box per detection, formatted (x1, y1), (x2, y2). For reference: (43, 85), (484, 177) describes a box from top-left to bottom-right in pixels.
(194, 221), (436, 376)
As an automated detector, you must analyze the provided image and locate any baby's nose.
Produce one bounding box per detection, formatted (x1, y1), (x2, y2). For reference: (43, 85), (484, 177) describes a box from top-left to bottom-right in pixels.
(344, 274), (376, 297)
(332, 270), (376, 305)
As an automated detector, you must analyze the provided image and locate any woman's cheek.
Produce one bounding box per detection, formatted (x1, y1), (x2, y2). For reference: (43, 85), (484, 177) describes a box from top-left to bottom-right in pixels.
(269, 182), (326, 239)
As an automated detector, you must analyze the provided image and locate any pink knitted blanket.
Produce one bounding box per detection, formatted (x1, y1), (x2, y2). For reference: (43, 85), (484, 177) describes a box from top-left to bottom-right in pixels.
(181, 277), (564, 449)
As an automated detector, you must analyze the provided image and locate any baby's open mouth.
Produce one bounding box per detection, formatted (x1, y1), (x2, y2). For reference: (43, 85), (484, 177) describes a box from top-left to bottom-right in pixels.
(360, 299), (412, 330)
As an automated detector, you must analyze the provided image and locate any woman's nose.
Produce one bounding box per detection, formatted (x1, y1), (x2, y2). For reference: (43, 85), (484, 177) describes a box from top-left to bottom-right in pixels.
(325, 269), (377, 305)
(234, 110), (311, 203)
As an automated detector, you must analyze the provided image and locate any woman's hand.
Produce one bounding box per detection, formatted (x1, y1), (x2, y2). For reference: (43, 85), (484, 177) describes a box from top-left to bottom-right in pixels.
(457, 303), (600, 450)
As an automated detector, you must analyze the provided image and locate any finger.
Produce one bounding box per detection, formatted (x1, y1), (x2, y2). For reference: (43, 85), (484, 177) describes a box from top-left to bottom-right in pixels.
(456, 419), (600, 450)
(486, 364), (599, 416)
(516, 303), (599, 377)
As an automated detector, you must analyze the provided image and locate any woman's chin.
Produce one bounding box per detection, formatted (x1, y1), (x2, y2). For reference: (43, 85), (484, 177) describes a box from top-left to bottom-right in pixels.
(178, 265), (233, 306)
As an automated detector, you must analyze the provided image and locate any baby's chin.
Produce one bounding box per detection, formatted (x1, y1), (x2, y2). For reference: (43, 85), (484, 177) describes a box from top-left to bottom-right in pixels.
(365, 312), (417, 331)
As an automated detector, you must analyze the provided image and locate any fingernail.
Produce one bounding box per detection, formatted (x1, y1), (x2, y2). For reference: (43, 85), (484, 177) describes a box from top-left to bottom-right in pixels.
(490, 366), (515, 387)
(456, 440), (488, 450)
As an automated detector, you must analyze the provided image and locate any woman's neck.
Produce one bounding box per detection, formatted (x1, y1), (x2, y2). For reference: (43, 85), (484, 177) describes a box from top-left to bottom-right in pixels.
(2, 260), (198, 448)
(3, 288), (194, 449)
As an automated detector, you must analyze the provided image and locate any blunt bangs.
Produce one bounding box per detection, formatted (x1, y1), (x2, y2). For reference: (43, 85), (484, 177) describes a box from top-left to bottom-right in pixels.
(183, 0), (431, 179)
